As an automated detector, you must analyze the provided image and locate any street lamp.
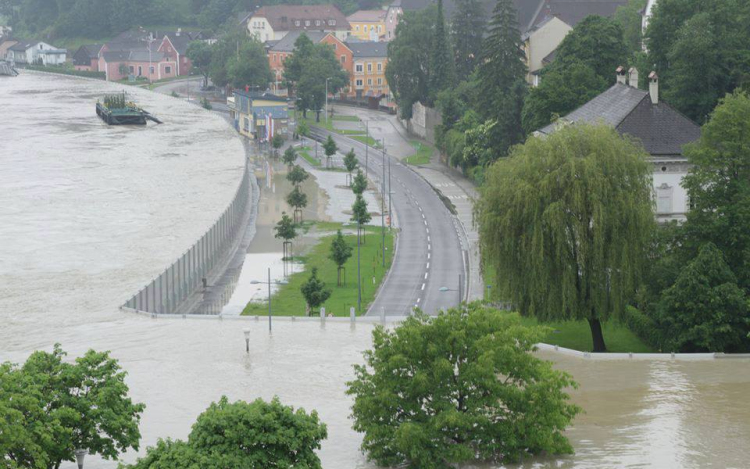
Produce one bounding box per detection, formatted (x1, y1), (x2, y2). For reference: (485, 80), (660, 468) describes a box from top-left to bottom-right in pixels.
(357, 220), (362, 313)
(325, 77), (332, 125)
(75, 449), (87, 469)
(381, 137), (386, 267)
(249, 268), (288, 332)
(243, 328), (251, 353)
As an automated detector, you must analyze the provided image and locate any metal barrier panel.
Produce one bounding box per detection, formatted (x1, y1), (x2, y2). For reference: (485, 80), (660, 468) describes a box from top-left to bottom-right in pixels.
(121, 162), (251, 314)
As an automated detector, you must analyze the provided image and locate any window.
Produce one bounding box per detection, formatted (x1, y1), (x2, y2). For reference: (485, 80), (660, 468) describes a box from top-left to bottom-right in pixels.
(355, 64), (363, 72)
(165, 66), (172, 74)
(315, 20), (321, 26)
(367, 78), (372, 85)
(138, 66), (142, 76)
(273, 54), (277, 63)
(356, 79), (363, 87)
(150, 66), (155, 74)
(295, 20), (300, 26)
(340, 55), (346, 64)
(329, 19), (336, 26)
(377, 78), (382, 85)
(377, 62), (382, 72)
(367, 63), (372, 72)
(355, 25), (359, 31)
(656, 183), (673, 214)
(243, 117), (250, 131)
(305, 20), (310, 26)
(129, 66), (134, 74)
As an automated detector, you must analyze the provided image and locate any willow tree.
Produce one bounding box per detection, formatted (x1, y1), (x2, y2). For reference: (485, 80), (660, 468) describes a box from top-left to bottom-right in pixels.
(475, 124), (655, 352)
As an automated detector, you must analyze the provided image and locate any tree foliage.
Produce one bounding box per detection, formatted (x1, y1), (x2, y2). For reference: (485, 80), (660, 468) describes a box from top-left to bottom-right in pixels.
(386, 7), (437, 118)
(347, 304), (581, 468)
(1, 345), (145, 469)
(645, 0), (750, 122)
(300, 267), (332, 313)
(282, 146), (297, 167)
(613, 0), (648, 54)
(655, 243), (749, 353)
(351, 194), (372, 243)
(475, 124), (655, 352)
(682, 91), (750, 289)
(351, 170), (367, 195)
(186, 41), (213, 88)
(427, 0), (455, 104)
(343, 148), (358, 174)
(274, 212), (297, 242)
(287, 165), (309, 186)
(450, 0), (486, 81)
(226, 38), (273, 90)
(286, 186), (308, 222)
(123, 397), (327, 469)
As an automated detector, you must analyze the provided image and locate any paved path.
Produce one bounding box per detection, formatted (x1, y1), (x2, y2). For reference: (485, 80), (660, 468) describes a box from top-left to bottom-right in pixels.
(309, 126), (467, 316)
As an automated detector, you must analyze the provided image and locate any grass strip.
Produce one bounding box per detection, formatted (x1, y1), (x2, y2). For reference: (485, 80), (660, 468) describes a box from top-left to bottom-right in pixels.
(332, 115), (361, 122)
(404, 140), (435, 165)
(298, 146), (321, 167)
(242, 224), (395, 317)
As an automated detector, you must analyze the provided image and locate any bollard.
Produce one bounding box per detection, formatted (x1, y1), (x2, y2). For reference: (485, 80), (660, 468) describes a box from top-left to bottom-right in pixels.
(350, 307), (356, 323)
(380, 307), (386, 325)
(320, 307), (326, 322)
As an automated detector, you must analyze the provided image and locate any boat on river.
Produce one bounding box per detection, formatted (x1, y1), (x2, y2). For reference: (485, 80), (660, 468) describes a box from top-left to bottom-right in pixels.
(96, 92), (162, 125)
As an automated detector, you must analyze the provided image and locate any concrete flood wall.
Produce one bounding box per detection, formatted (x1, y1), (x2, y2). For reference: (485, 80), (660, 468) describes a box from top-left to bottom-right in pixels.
(400, 101), (442, 145)
(120, 157), (252, 315)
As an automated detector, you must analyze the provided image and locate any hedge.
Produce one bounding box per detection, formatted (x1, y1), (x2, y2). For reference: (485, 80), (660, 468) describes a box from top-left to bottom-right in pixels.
(622, 306), (663, 350)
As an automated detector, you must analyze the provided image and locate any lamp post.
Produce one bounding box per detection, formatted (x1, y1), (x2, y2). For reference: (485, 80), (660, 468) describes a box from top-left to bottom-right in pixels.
(243, 328), (251, 352)
(249, 268), (278, 332)
(75, 449), (87, 469)
(357, 220), (362, 313)
(381, 138), (386, 267)
(364, 120), (369, 170)
(325, 77), (331, 125)
(147, 36), (155, 84)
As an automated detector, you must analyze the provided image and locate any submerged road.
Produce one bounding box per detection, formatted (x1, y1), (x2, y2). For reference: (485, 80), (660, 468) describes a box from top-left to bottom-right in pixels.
(310, 127), (467, 316)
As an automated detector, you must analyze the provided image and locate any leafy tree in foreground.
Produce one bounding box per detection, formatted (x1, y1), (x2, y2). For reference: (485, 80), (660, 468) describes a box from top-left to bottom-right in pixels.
(287, 165), (309, 187)
(682, 91), (750, 290)
(323, 135), (338, 169)
(286, 185), (308, 223)
(227, 39), (272, 90)
(475, 124), (655, 352)
(347, 304), (581, 468)
(282, 146), (298, 168)
(351, 194), (372, 243)
(271, 134), (284, 157)
(1, 345), (145, 469)
(329, 230), (353, 286)
(301, 267), (332, 315)
(122, 397), (327, 469)
(656, 243), (749, 353)
(343, 148), (358, 186)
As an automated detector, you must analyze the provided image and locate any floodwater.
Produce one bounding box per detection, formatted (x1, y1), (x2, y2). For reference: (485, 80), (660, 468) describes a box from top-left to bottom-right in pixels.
(1, 73), (749, 469)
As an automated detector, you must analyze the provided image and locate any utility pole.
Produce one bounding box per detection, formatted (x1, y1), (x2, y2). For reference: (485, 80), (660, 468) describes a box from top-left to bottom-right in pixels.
(268, 267), (272, 332)
(357, 220), (362, 312)
(388, 147), (392, 228)
(381, 138), (385, 267)
(365, 121), (369, 171)
(325, 77), (331, 125)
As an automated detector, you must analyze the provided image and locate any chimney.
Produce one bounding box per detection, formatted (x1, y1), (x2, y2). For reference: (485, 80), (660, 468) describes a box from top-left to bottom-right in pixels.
(176, 28), (182, 37)
(628, 67), (639, 88)
(649, 71), (659, 104)
(616, 66), (627, 85)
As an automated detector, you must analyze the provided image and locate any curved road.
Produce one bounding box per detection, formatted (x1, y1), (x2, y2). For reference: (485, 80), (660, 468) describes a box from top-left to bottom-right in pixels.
(310, 127), (467, 316)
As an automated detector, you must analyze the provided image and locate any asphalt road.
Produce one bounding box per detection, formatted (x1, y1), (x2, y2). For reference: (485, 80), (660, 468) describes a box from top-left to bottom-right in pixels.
(310, 127), (467, 316)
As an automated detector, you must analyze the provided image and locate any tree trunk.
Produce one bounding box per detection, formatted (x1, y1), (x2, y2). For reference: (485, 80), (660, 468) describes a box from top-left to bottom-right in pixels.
(588, 318), (607, 352)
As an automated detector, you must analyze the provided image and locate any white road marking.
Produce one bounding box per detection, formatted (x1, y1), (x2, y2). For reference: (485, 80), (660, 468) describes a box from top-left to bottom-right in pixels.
(421, 283), (425, 290)
(421, 213), (425, 219)
(424, 220), (427, 226)
(424, 272), (428, 279)
(428, 236), (431, 242)
(428, 244), (431, 250)
(426, 262), (430, 269)
(428, 252), (431, 259)
(426, 228), (429, 233)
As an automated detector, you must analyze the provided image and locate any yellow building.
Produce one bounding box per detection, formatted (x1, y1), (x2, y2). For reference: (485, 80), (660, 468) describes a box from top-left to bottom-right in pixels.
(346, 10), (387, 41)
(347, 41), (389, 99)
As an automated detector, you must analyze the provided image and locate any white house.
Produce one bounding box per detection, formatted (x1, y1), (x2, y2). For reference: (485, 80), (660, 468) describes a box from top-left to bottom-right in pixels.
(8, 41), (67, 65)
(522, 16), (572, 86)
(245, 5), (350, 42)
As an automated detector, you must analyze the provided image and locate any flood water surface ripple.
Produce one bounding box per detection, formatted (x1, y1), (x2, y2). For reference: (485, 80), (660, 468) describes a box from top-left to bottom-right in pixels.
(0, 73), (749, 469)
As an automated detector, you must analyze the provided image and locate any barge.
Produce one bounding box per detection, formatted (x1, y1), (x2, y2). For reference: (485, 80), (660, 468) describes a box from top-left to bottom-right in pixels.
(96, 93), (162, 125)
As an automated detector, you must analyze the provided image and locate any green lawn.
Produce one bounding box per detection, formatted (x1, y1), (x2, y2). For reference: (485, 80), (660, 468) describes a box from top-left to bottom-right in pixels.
(351, 135), (381, 148)
(242, 224), (395, 317)
(338, 129), (366, 135)
(298, 146), (321, 167)
(332, 115), (361, 122)
(404, 140), (435, 165)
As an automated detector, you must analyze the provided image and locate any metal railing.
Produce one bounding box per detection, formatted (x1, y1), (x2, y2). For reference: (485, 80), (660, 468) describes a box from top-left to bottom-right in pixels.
(121, 160), (251, 315)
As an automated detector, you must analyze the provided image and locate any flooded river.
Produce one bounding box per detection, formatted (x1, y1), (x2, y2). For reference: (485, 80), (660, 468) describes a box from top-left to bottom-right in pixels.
(1, 73), (749, 469)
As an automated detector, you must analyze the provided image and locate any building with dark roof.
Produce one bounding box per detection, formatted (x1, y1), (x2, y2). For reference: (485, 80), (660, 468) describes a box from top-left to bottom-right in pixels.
(246, 5), (350, 42)
(537, 68), (702, 222)
(72, 44), (104, 71)
(347, 40), (389, 99)
(98, 49), (177, 82)
(232, 90), (289, 141)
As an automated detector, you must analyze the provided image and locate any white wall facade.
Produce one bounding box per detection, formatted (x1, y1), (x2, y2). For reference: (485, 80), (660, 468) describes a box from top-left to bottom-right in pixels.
(524, 17), (572, 85)
(26, 42), (67, 65)
(652, 158), (690, 223)
(247, 17), (275, 41)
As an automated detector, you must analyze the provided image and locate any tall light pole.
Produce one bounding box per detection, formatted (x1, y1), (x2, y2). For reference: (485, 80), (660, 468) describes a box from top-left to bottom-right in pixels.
(381, 137), (386, 267)
(243, 328), (250, 353)
(365, 121), (369, 170)
(325, 77), (331, 125)
(357, 220), (362, 313)
(388, 145), (392, 228)
(250, 267), (277, 332)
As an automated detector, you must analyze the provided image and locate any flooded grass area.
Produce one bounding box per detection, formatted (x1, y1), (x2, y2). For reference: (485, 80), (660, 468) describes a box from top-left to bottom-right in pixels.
(242, 222), (394, 317)
(404, 139), (435, 165)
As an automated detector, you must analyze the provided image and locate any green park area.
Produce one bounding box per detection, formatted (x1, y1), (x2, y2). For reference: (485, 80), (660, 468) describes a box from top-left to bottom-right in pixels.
(404, 140), (435, 165)
(297, 146), (321, 167)
(242, 222), (394, 317)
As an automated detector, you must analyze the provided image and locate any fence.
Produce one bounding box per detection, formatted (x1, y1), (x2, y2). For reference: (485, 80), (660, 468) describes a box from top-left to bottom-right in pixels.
(121, 160), (251, 314)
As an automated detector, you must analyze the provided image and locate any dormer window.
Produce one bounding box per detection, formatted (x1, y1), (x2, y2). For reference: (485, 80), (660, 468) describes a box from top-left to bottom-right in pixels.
(295, 20), (300, 26)
(329, 19), (336, 26)
(315, 20), (321, 26)
(305, 20), (310, 26)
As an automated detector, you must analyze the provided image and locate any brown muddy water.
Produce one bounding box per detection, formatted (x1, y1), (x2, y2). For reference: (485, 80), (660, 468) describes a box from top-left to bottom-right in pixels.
(0, 73), (749, 469)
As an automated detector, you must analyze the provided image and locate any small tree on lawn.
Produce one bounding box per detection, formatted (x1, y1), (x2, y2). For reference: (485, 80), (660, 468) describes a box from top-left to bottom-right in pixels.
(323, 135), (338, 169)
(347, 303), (581, 468)
(286, 185), (308, 224)
(351, 170), (367, 196)
(329, 230), (353, 286)
(274, 212), (297, 262)
(343, 148), (359, 186)
(123, 397), (327, 469)
(656, 243), (749, 353)
(351, 195), (372, 244)
(271, 134), (284, 158)
(301, 267), (332, 316)
(287, 165), (309, 187)
(282, 146), (297, 168)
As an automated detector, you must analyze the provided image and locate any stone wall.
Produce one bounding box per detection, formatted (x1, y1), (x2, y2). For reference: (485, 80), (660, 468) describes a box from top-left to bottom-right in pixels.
(400, 101), (442, 144)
